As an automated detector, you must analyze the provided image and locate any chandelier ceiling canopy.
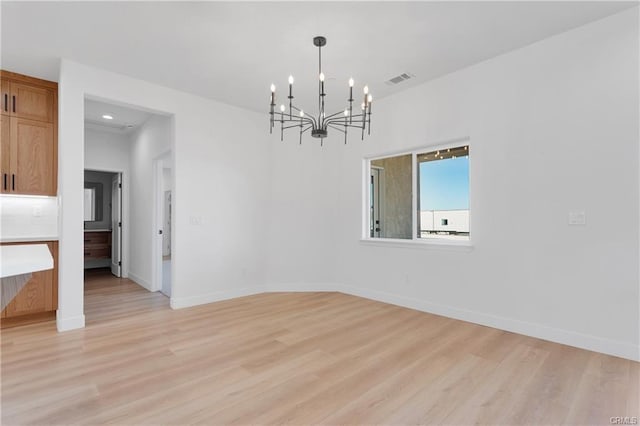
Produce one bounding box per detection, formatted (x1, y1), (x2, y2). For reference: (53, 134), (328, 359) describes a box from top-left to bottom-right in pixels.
(269, 36), (372, 145)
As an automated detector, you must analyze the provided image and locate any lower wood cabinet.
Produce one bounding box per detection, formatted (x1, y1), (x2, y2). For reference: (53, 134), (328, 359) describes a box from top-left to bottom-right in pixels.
(1, 241), (58, 323)
(84, 231), (111, 260)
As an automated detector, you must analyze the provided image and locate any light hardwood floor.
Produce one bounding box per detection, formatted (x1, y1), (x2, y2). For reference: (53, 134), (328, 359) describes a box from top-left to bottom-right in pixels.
(1, 270), (638, 425)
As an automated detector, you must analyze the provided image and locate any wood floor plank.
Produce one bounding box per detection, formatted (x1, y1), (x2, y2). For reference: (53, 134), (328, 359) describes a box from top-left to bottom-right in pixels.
(1, 270), (637, 425)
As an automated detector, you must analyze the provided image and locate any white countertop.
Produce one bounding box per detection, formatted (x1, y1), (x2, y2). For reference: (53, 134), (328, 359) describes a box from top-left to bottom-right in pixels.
(0, 244), (54, 278)
(0, 236), (59, 243)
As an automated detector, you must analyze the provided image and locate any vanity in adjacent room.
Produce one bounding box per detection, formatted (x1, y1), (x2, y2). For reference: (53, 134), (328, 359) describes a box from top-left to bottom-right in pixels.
(84, 229), (112, 266)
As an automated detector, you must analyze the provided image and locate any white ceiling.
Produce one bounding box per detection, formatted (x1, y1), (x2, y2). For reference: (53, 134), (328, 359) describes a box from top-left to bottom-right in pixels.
(1, 2), (636, 115)
(84, 98), (152, 135)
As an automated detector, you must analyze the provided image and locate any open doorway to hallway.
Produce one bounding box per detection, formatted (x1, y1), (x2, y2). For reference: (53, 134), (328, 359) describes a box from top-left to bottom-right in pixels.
(84, 96), (174, 320)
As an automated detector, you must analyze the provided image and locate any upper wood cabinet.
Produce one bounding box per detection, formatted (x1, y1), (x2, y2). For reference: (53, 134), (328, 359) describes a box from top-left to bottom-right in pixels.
(0, 114), (9, 193)
(1, 71), (55, 123)
(9, 82), (55, 122)
(0, 70), (57, 196)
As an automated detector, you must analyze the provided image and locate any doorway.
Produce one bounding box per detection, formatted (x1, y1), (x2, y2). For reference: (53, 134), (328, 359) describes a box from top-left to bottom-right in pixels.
(153, 151), (173, 297)
(83, 169), (123, 277)
(111, 173), (122, 277)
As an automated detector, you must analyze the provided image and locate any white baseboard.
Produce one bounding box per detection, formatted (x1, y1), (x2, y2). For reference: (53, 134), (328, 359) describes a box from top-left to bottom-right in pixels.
(170, 285), (266, 309)
(266, 282), (341, 293)
(56, 312), (85, 332)
(338, 284), (640, 362)
(128, 271), (152, 291)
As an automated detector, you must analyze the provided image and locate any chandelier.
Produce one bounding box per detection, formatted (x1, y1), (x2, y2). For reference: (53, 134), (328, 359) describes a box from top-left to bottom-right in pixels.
(269, 36), (373, 145)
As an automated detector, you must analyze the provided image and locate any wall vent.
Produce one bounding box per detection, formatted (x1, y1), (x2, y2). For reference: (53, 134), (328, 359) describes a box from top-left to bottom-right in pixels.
(385, 72), (414, 86)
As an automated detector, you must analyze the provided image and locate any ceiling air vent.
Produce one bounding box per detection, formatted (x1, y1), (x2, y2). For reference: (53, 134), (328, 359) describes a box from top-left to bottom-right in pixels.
(385, 72), (414, 86)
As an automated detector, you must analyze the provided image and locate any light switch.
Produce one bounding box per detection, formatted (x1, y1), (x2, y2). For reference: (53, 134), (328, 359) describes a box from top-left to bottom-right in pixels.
(568, 210), (586, 226)
(189, 216), (203, 226)
(33, 206), (43, 217)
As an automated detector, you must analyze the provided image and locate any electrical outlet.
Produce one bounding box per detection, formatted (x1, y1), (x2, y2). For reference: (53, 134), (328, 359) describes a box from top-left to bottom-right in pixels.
(568, 210), (586, 226)
(33, 206), (43, 217)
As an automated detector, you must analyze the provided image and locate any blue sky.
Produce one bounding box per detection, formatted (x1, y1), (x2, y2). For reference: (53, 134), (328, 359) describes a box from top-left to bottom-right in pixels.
(419, 157), (469, 211)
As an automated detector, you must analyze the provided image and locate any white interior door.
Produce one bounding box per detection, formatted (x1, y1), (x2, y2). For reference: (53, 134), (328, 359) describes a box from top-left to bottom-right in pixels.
(111, 173), (122, 277)
(163, 191), (171, 257)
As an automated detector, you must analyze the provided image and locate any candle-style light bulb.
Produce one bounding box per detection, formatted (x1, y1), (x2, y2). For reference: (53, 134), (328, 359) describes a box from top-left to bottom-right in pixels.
(361, 102), (365, 110)
(280, 104), (285, 112)
(270, 84), (276, 92)
(349, 78), (354, 87)
(344, 109), (349, 116)
(299, 110), (304, 117)
(288, 75), (294, 85)
(319, 72), (325, 82)
(363, 85), (369, 95)
(367, 94), (373, 103)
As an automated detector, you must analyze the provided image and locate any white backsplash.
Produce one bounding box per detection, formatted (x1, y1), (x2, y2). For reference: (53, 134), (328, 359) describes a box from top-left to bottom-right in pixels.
(0, 195), (59, 241)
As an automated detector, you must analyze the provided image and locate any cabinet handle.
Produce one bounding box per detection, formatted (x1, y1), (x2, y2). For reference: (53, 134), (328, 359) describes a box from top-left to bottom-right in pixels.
(2, 173), (6, 190)
(11, 174), (15, 191)
(12, 95), (15, 113)
(3, 94), (7, 112)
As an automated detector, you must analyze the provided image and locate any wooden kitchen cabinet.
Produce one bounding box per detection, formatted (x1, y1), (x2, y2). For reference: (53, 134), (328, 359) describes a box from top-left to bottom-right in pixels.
(0, 114), (9, 193)
(1, 241), (58, 324)
(0, 70), (55, 122)
(0, 70), (57, 196)
(9, 117), (55, 195)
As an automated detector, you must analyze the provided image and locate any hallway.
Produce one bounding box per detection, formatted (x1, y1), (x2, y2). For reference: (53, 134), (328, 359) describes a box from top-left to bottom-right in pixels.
(84, 269), (169, 325)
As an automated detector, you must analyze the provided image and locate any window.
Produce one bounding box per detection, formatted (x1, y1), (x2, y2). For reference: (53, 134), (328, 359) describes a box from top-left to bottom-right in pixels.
(366, 143), (470, 243)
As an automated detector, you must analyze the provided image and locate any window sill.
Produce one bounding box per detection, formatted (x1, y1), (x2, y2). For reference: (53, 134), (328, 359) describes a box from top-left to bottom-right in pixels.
(359, 238), (474, 251)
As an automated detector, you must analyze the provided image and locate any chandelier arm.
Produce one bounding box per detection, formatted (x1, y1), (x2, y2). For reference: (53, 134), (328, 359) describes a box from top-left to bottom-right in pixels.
(288, 104), (318, 128)
(326, 121), (369, 130)
(282, 123), (311, 130)
(326, 124), (346, 134)
(282, 104), (318, 128)
(325, 116), (367, 127)
(280, 115), (315, 127)
(325, 112), (367, 123)
(323, 110), (348, 121)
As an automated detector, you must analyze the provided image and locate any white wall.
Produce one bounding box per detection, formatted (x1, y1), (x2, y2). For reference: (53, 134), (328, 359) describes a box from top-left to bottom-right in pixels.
(58, 61), (269, 331)
(57, 9), (639, 361)
(128, 115), (171, 289)
(162, 167), (172, 192)
(84, 128), (131, 277)
(268, 9), (640, 360)
(264, 139), (341, 290)
(0, 195), (58, 241)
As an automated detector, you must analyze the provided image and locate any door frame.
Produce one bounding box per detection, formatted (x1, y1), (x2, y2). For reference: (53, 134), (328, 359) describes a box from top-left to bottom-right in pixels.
(83, 167), (128, 278)
(370, 166), (384, 238)
(151, 150), (172, 293)
(110, 172), (123, 277)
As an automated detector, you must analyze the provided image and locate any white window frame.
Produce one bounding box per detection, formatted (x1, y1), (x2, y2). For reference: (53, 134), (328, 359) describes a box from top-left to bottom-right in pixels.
(361, 137), (473, 249)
